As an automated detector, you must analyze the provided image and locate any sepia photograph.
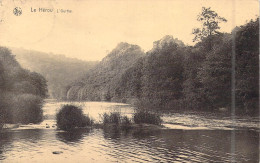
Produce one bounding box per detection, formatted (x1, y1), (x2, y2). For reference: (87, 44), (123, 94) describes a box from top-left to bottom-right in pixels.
(0, 0), (259, 162)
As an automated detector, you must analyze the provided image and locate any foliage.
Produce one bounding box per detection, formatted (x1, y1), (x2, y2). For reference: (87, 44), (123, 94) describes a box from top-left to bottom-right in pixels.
(56, 105), (93, 130)
(196, 34), (232, 110)
(114, 36), (186, 108)
(114, 58), (144, 102)
(101, 111), (163, 127)
(141, 36), (185, 108)
(101, 112), (132, 129)
(133, 110), (162, 125)
(0, 47), (48, 126)
(102, 112), (122, 125)
(235, 18), (259, 114)
(192, 7), (227, 42)
(28, 72), (48, 98)
(0, 93), (6, 129)
(7, 93), (44, 124)
(121, 116), (132, 127)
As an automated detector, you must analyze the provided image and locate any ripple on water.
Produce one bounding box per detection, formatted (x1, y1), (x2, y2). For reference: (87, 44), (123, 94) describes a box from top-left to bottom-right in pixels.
(0, 128), (259, 162)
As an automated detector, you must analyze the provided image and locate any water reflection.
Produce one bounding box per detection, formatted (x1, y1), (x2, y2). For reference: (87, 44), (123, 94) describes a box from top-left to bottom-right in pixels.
(56, 128), (92, 144)
(101, 127), (259, 162)
(103, 126), (123, 140)
(0, 131), (13, 160)
(0, 129), (44, 161)
(102, 125), (163, 141)
(132, 129), (161, 139)
(0, 127), (258, 162)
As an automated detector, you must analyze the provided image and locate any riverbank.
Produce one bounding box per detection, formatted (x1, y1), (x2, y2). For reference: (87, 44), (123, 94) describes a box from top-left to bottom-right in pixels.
(1, 100), (259, 132)
(1, 124), (20, 129)
(2, 120), (259, 132)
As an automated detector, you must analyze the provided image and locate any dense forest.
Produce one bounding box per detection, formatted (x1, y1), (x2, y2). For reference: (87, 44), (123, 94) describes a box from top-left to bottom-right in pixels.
(0, 47), (48, 127)
(65, 16), (259, 115)
(12, 48), (97, 99)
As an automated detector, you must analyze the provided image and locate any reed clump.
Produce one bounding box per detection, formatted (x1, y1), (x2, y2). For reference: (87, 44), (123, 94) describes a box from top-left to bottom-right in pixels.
(133, 110), (162, 125)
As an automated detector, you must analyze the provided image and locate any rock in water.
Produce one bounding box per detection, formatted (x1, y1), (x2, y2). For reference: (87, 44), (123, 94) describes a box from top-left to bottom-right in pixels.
(52, 151), (63, 154)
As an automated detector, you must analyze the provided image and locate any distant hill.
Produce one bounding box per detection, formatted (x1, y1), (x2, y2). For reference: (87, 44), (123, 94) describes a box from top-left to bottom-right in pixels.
(66, 42), (145, 101)
(11, 48), (97, 99)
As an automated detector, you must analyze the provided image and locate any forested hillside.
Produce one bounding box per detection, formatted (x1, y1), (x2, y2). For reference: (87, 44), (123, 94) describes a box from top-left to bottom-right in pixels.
(12, 48), (97, 99)
(65, 18), (259, 115)
(114, 35), (186, 104)
(116, 19), (259, 114)
(0, 47), (47, 127)
(66, 42), (145, 101)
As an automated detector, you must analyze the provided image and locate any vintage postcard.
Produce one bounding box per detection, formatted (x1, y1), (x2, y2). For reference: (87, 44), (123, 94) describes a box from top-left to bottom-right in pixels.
(0, 0), (259, 162)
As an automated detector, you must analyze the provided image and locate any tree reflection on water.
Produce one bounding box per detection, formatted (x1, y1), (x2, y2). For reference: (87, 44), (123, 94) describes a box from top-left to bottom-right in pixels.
(101, 127), (259, 162)
(56, 128), (92, 144)
(0, 129), (44, 160)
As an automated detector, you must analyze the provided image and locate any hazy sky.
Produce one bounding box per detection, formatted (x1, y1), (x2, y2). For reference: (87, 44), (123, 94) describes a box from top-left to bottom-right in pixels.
(0, 0), (258, 61)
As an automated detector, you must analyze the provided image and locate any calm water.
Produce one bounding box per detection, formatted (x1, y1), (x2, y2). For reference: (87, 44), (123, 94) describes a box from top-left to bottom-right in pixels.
(0, 100), (259, 162)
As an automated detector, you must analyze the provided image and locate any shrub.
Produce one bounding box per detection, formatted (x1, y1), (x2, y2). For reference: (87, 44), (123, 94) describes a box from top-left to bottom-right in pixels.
(102, 112), (121, 125)
(133, 110), (162, 125)
(56, 105), (93, 131)
(101, 112), (132, 129)
(121, 116), (132, 128)
(102, 113), (110, 124)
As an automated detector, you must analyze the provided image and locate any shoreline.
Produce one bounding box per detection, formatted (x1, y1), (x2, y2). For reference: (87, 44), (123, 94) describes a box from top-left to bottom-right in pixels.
(1, 122), (259, 132)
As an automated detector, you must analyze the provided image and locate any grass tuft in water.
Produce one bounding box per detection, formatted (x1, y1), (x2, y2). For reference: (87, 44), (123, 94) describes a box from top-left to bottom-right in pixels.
(133, 110), (162, 125)
(102, 112), (121, 125)
(101, 112), (132, 129)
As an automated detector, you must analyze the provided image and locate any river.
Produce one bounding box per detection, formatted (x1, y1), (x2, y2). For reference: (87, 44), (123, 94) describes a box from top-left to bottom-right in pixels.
(0, 100), (259, 162)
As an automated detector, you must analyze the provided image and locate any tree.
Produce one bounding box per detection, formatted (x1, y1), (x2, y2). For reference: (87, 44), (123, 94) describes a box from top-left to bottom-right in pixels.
(182, 47), (205, 110)
(192, 7), (227, 42)
(197, 34), (232, 110)
(29, 72), (48, 98)
(141, 36), (185, 109)
(235, 18), (259, 114)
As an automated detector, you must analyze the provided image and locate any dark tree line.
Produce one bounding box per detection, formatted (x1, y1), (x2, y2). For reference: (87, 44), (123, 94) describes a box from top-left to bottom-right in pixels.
(0, 47), (48, 127)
